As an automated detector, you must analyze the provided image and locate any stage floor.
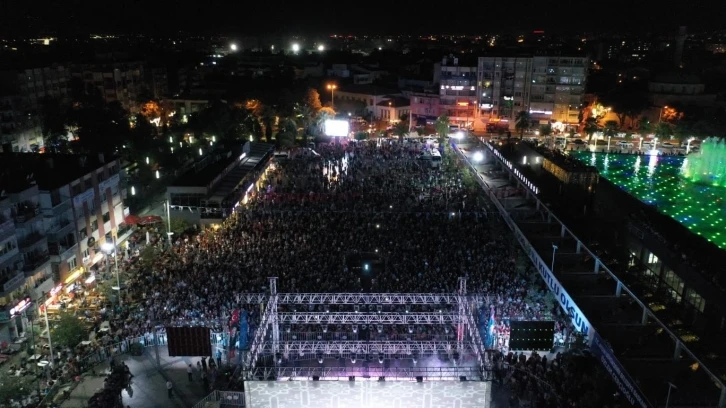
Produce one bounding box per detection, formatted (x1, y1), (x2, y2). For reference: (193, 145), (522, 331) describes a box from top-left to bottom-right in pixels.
(247, 380), (492, 408)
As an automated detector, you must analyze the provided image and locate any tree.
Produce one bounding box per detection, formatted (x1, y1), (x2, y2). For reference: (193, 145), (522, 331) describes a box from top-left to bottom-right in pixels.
(0, 373), (36, 404)
(539, 123), (552, 139)
(392, 121), (409, 141)
(600, 90), (650, 128)
(435, 115), (450, 143)
(654, 122), (673, 139)
(314, 107), (336, 136)
(515, 111), (531, 138)
(303, 88), (323, 112)
(603, 120), (619, 138)
(40, 97), (70, 153)
(52, 311), (88, 349)
(169, 217), (191, 235)
(638, 117), (652, 136)
(354, 131), (369, 141)
(276, 117), (298, 148)
(583, 117), (600, 142)
(140, 100), (162, 121)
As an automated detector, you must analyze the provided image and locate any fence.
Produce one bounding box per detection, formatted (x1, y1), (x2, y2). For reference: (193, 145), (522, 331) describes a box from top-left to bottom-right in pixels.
(192, 390), (246, 408)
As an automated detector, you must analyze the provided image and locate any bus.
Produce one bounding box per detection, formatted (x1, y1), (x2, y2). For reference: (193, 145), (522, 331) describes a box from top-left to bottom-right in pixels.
(430, 150), (442, 168)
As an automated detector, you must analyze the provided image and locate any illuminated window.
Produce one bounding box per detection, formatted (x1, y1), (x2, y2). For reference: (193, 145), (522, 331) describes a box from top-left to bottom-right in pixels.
(647, 253), (658, 264)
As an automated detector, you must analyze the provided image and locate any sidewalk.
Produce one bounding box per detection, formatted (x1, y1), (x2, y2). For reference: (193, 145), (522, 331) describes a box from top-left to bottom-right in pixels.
(61, 346), (211, 408)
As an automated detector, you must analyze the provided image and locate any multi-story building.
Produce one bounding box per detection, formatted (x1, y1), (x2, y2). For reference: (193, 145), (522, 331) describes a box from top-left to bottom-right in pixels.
(72, 61), (145, 113)
(408, 91), (441, 126)
(477, 55), (587, 129)
(374, 97), (411, 124)
(0, 64), (71, 152)
(332, 85), (397, 117)
(437, 56), (477, 128)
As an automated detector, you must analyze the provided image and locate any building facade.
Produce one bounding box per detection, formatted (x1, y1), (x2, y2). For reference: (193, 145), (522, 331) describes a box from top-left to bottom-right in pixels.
(409, 92), (441, 125)
(477, 55), (588, 130)
(438, 56), (477, 128)
(72, 62), (145, 113)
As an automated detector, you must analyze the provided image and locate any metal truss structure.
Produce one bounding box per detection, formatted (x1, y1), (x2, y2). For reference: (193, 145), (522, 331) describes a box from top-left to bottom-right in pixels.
(244, 366), (490, 381)
(261, 341), (467, 356)
(277, 312), (460, 325)
(243, 277), (486, 379)
(236, 293), (462, 305)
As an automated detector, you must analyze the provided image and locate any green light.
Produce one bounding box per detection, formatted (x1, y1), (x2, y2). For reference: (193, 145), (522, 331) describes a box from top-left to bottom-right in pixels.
(571, 152), (726, 250)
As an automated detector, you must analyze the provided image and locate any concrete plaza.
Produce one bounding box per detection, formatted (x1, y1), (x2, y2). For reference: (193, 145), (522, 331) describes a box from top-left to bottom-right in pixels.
(61, 345), (212, 408)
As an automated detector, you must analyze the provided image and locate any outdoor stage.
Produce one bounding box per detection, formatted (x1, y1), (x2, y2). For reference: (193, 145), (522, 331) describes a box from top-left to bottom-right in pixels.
(247, 380), (493, 408)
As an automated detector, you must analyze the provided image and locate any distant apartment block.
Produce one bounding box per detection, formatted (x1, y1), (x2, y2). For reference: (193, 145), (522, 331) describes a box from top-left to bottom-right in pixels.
(72, 61), (145, 113)
(477, 55), (587, 129)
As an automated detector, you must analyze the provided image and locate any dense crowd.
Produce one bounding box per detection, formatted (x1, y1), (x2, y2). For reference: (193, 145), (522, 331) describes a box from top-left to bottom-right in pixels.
(107, 142), (571, 350)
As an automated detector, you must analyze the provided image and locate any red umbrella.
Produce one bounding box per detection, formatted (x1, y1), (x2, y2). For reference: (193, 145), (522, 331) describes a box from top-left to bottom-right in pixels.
(140, 215), (163, 225)
(124, 215), (142, 225)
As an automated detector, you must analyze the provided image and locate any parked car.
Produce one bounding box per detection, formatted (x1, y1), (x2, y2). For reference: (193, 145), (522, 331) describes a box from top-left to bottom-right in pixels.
(661, 142), (677, 148)
(616, 141), (634, 149)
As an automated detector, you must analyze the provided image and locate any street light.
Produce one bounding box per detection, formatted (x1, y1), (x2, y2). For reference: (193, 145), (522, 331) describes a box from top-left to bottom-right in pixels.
(291, 43), (300, 53)
(327, 84), (337, 109)
(101, 240), (121, 306)
(317, 44), (325, 51)
(551, 244), (558, 274)
(230, 43), (238, 51)
(473, 151), (484, 163)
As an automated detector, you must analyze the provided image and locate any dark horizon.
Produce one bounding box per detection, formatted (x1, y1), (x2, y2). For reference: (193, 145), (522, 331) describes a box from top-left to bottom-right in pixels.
(1, 0), (724, 38)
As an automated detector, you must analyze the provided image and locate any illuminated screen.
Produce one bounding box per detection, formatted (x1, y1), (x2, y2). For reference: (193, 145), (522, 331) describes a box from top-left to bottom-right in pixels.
(324, 120), (350, 137)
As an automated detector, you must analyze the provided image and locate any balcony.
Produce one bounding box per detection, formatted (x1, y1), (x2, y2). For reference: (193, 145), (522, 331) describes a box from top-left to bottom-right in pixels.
(18, 232), (46, 251)
(47, 217), (74, 238)
(0, 218), (15, 243)
(23, 252), (50, 275)
(1, 271), (25, 295)
(13, 204), (41, 225)
(46, 196), (71, 217)
(48, 242), (77, 260)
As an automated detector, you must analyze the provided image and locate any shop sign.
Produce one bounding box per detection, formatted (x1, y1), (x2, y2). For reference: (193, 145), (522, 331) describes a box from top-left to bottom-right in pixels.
(49, 284), (63, 297)
(10, 297), (32, 318)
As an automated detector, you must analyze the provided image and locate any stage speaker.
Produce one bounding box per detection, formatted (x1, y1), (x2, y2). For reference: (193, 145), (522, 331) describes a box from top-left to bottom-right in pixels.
(313, 376), (320, 381)
(459, 376), (467, 382)
(349, 376), (355, 382)
(415, 376), (423, 383)
(509, 320), (556, 352)
(378, 376), (385, 382)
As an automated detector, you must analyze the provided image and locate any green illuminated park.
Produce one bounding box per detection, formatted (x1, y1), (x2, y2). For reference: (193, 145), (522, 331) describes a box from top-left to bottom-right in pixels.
(570, 148), (726, 250)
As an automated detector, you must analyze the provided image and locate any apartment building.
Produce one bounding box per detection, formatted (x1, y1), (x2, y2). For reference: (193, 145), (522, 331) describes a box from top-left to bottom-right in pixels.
(437, 56), (477, 128)
(72, 61), (145, 113)
(332, 85), (397, 117)
(477, 55), (587, 129)
(0, 64), (71, 152)
(409, 91), (441, 126)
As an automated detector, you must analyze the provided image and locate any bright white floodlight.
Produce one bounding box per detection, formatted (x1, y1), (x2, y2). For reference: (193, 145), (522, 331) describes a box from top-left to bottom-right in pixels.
(473, 151), (484, 162)
(292, 43), (300, 53)
(317, 44), (325, 51)
(230, 43), (238, 51)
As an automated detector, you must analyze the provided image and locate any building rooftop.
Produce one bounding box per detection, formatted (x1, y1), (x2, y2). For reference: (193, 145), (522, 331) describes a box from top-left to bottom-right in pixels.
(376, 96), (410, 108)
(173, 147), (243, 188)
(338, 84), (398, 96)
(0, 152), (115, 191)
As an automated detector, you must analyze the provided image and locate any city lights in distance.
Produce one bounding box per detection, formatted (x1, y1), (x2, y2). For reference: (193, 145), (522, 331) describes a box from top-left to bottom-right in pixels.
(324, 119), (350, 137)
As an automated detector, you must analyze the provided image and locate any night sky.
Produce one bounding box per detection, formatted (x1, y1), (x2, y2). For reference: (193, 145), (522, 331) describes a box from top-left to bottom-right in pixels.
(1, 0), (723, 36)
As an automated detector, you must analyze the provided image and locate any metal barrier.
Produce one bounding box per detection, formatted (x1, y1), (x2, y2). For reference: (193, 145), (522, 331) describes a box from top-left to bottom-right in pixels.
(192, 390), (246, 408)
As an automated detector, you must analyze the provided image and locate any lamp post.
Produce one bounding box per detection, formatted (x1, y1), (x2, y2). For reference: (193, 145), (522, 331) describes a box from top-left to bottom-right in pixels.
(101, 241), (121, 306)
(639, 136), (643, 151)
(327, 84), (337, 109)
(551, 244), (558, 274)
(42, 304), (54, 368)
(607, 136), (611, 153)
